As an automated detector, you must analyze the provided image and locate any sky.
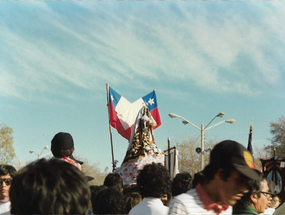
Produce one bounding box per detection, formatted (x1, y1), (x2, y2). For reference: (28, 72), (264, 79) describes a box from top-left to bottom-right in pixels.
(1, 1), (285, 171)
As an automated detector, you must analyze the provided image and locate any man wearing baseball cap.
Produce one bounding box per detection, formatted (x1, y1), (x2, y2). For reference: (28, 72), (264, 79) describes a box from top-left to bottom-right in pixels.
(168, 140), (264, 215)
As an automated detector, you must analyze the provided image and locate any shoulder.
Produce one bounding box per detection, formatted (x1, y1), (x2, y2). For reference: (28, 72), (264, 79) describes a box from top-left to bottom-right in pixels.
(169, 189), (204, 215)
(129, 198), (168, 215)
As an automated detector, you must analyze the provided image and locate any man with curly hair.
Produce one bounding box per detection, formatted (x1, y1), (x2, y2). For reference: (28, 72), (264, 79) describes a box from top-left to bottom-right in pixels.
(129, 163), (171, 215)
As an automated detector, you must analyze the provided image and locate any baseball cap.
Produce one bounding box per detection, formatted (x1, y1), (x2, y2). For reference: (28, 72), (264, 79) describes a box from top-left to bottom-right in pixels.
(209, 140), (263, 181)
(51, 132), (74, 150)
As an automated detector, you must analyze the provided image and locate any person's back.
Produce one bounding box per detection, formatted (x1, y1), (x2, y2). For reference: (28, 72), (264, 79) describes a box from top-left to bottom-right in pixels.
(130, 197), (168, 215)
(9, 158), (90, 214)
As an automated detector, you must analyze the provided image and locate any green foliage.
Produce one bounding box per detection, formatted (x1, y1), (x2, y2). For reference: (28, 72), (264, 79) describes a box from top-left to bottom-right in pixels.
(0, 123), (16, 164)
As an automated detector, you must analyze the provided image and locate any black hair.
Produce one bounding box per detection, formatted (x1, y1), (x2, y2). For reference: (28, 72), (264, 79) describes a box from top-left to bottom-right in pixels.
(103, 173), (123, 192)
(92, 187), (126, 214)
(171, 172), (192, 196)
(9, 158), (90, 214)
(200, 163), (233, 184)
(137, 163), (171, 198)
(90, 185), (108, 205)
(123, 184), (139, 196)
(51, 147), (74, 158)
(0, 164), (17, 178)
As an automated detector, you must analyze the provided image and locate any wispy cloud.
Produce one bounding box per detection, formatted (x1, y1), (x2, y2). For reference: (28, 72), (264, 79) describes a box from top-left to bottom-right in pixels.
(1, 2), (285, 101)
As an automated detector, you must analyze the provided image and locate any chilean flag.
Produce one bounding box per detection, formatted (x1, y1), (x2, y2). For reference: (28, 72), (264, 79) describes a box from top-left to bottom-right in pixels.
(108, 86), (161, 142)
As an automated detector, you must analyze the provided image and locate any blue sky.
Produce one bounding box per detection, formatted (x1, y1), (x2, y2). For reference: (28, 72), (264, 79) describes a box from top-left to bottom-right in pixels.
(1, 1), (285, 171)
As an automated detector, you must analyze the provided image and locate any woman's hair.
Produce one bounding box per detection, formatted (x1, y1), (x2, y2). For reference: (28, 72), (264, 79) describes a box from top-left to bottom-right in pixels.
(124, 192), (142, 213)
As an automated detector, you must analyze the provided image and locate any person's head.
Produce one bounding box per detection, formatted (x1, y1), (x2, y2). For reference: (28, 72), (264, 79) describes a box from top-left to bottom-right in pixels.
(137, 163), (171, 199)
(124, 192), (142, 213)
(9, 158), (90, 214)
(201, 140), (263, 206)
(271, 194), (281, 209)
(0, 164), (16, 200)
(103, 173), (123, 192)
(51, 132), (74, 158)
(90, 185), (108, 205)
(233, 179), (271, 213)
(91, 187), (126, 214)
(171, 172), (193, 197)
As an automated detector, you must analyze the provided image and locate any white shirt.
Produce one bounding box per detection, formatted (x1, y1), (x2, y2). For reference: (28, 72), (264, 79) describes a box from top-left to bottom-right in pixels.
(0, 201), (11, 215)
(261, 208), (275, 215)
(129, 197), (168, 215)
(168, 189), (232, 215)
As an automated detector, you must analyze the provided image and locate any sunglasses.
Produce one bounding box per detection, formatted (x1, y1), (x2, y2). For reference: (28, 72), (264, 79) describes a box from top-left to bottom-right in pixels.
(0, 178), (12, 186)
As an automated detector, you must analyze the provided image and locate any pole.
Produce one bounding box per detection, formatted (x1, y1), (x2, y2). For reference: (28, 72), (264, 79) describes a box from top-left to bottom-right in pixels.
(201, 124), (205, 170)
(168, 137), (171, 176)
(106, 83), (116, 172)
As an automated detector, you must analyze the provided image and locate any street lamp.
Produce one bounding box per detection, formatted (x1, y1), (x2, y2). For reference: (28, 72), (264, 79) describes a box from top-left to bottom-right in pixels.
(29, 146), (49, 159)
(169, 112), (235, 170)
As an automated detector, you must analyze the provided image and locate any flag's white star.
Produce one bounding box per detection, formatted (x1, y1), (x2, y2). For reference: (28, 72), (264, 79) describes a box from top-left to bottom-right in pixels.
(111, 95), (114, 101)
(148, 98), (154, 106)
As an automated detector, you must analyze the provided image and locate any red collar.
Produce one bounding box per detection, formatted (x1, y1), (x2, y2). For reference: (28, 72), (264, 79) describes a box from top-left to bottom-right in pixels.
(196, 183), (229, 215)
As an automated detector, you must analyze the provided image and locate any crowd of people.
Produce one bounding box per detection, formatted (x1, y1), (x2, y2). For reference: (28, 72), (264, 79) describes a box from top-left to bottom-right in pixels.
(0, 133), (285, 215)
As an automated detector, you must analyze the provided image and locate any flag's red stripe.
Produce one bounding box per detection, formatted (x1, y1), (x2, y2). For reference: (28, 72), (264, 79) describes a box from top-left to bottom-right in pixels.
(150, 107), (161, 130)
(109, 103), (132, 140)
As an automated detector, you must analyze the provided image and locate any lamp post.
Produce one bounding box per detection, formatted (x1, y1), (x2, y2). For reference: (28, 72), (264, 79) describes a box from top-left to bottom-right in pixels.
(169, 112), (235, 170)
(29, 146), (49, 159)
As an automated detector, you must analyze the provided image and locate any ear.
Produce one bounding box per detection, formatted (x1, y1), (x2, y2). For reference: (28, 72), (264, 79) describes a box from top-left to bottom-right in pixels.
(216, 168), (228, 181)
(214, 169), (222, 179)
(250, 193), (258, 203)
(214, 168), (225, 183)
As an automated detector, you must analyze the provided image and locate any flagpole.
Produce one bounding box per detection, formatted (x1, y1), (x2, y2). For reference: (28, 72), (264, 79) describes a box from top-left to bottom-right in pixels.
(247, 125), (254, 163)
(106, 83), (116, 172)
(168, 137), (171, 176)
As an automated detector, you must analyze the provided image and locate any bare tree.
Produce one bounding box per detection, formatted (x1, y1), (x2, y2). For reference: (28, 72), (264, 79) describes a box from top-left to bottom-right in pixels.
(175, 135), (216, 176)
(254, 145), (271, 172)
(75, 155), (108, 186)
(0, 123), (16, 164)
(265, 116), (285, 157)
